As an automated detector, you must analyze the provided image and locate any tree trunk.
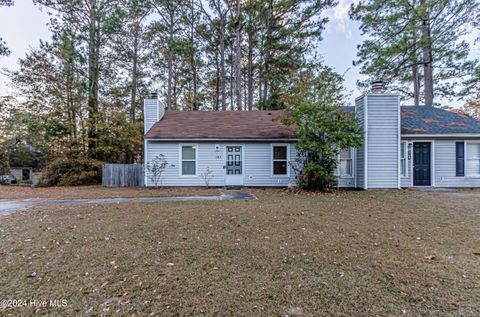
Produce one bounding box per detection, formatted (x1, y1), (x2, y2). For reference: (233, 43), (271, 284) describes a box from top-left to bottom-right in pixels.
(215, 50), (220, 110)
(247, 17), (253, 111)
(234, 0), (242, 110)
(87, 0), (99, 159)
(167, 17), (174, 110)
(130, 20), (139, 122)
(420, 1), (433, 106)
(262, 2), (272, 107)
(219, 11), (226, 110)
(190, 0), (198, 110)
(229, 47), (234, 110)
(172, 63), (177, 109)
(412, 64), (420, 106)
(64, 31), (76, 137)
(258, 37), (263, 110)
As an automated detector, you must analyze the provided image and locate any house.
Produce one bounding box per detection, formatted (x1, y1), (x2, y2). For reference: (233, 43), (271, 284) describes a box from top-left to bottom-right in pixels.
(8, 166), (42, 186)
(143, 91), (480, 189)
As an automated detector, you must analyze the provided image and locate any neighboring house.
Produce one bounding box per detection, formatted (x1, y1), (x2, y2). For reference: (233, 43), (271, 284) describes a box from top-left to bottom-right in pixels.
(9, 166), (42, 186)
(143, 91), (480, 189)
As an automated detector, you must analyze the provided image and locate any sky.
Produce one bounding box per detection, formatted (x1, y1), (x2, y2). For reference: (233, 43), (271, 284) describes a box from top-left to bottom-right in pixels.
(0, 0), (477, 107)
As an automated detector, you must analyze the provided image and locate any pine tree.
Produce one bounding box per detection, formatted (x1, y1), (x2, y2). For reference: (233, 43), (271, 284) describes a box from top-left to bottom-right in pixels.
(351, 0), (479, 106)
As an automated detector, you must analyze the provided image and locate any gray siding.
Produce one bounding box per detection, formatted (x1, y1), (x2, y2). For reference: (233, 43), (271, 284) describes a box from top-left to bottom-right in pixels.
(145, 142), (225, 187)
(145, 142), (298, 187)
(365, 94), (400, 188)
(355, 97), (366, 189)
(243, 143), (297, 187)
(145, 141), (358, 187)
(435, 140), (480, 187)
(144, 99), (158, 133)
(400, 139), (480, 188)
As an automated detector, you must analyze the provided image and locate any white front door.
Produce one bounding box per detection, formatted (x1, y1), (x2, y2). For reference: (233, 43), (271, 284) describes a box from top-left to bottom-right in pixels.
(225, 145), (244, 186)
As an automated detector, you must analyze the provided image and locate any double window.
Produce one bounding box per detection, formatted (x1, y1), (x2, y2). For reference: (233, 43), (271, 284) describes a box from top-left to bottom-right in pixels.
(181, 145), (197, 176)
(272, 145), (288, 175)
(400, 142), (407, 177)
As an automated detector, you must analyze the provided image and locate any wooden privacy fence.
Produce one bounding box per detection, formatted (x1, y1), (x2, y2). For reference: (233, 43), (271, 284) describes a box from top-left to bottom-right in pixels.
(102, 164), (144, 187)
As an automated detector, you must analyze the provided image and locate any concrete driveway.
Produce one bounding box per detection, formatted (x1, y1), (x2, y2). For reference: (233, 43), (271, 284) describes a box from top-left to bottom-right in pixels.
(0, 199), (37, 216)
(0, 190), (256, 216)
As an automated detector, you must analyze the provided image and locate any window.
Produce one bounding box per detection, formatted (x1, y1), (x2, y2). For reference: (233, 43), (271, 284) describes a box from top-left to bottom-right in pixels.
(456, 142), (465, 177)
(273, 145), (288, 175)
(339, 148), (353, 177)
(181, 145), (196, 175)
(466, 143), (480, 177)
(22, 169), (30, 181)
(400, 142), (407, 177)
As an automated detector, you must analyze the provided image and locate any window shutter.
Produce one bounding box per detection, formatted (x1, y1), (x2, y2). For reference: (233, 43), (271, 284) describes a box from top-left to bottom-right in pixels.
(456, 142), (465, 177)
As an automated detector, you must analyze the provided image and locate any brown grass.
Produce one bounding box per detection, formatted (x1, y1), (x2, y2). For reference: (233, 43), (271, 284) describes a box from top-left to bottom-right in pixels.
(1, 189), (480, 316)
(0, 185), (221, 200)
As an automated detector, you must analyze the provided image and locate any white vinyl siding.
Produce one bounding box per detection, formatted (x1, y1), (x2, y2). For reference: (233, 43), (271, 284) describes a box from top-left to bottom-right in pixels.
(435, 140), (480, 187)
(355, 97), (365, 188)
(400, 139), (480, 188)
(146, 142), (298, 187)
(366, 95), (400, 188)
(356, 94), (400, 189)
(145, 142), (225, 187)
(143, 99), (158, 133)
(244, 143), (295, 186)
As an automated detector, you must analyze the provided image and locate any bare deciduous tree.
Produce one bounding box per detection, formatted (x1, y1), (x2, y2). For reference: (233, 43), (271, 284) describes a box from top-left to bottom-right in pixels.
(146, 154), (168, 187)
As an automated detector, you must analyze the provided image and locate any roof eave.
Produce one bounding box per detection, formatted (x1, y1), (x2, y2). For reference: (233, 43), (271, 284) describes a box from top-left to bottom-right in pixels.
(144, 137), (299, 142)
(401, 133), (480, 138)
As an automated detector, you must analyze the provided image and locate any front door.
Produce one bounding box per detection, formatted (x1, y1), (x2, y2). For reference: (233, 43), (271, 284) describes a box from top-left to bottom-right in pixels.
(413, 142), (431, 186)
(225, 145), (243, 186)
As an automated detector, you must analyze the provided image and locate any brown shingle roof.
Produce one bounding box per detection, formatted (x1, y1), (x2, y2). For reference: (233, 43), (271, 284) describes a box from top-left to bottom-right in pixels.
(144, 110), (298, 140)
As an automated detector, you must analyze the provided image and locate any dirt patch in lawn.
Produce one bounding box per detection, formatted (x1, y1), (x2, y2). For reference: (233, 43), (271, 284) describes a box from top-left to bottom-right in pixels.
(0, 185), (221, 200)
(1, 190), (479, 316)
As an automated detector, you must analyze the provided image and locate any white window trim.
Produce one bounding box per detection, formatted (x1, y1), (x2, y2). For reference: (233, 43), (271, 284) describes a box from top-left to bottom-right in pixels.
(400, 141), (408, 178)
(339, 147), (354, 178)
(179, 143), (198, 177)
(271, 144), (290, 177)
(465, 141), (480, 178)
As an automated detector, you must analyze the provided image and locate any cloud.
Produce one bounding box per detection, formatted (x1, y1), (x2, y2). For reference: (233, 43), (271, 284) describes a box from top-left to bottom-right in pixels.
(324, 0), (360, 39)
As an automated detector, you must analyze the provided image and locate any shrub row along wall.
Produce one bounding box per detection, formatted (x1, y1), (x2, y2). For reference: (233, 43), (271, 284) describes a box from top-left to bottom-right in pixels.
(102, 164), (144, 187)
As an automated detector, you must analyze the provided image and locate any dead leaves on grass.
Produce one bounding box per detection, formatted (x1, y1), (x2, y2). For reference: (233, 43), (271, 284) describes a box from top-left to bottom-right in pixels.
(423, 255), (436, 261)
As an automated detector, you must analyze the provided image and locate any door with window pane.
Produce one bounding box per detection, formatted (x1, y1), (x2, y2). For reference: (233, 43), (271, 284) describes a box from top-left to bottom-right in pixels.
(225, 146), (243, 185)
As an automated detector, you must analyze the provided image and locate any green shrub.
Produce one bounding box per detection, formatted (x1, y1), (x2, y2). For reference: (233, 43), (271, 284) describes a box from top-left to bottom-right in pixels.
(40, 157), (102, 186)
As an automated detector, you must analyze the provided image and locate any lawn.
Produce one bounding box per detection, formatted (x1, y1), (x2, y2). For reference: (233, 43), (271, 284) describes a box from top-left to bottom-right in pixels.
(0, 185), (220, 200)
(1, 189), (479, 316)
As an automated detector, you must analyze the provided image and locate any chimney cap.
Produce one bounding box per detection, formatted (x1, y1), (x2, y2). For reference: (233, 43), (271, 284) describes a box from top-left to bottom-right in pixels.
(371, 80), (384, 94)
(149, 92), (159, 99)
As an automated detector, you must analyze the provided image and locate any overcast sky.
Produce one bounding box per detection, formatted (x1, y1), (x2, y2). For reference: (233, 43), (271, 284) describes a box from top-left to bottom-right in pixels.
(0, 1), (478, 107)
